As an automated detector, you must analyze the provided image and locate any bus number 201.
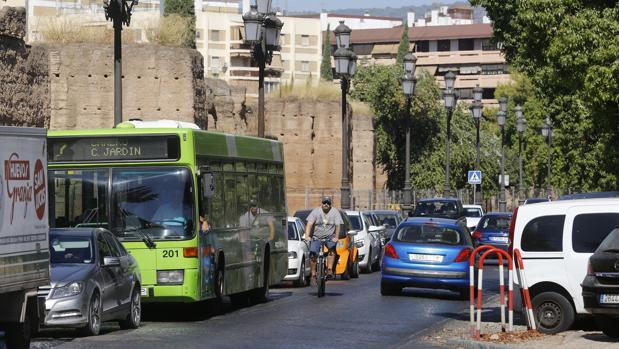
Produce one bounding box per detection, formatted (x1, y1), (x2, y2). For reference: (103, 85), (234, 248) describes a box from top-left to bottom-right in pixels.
(162, 250), (179, 258)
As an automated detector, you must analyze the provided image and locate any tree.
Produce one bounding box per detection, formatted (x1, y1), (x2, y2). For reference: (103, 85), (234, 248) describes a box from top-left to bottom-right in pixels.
(351, 65), (502, 193)
(471, 0), (619, 190)
(164, 0), (195, 48)
(396, 21), (410, 64)
(320, 25), (333, 81)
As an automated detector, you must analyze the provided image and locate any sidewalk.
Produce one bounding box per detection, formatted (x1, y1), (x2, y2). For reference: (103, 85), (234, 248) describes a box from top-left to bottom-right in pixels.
(421, 295), (619, 349)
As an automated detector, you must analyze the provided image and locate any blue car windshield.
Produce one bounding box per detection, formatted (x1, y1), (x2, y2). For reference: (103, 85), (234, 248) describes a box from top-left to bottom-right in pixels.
(396, 224), (462, 245)
(50, 235), (94, 264)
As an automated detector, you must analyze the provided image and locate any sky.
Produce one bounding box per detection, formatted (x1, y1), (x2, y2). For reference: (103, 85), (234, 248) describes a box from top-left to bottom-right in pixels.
(273, 0), (457, 12)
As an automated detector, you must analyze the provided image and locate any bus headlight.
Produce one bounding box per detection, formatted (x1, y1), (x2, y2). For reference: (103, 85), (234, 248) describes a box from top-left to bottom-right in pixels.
(288, 251), (297, 259)
(157, 270), (184, 285)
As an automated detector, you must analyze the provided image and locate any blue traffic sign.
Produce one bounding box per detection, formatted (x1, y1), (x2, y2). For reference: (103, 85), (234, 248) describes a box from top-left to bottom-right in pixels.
(468, 170), (482, 185)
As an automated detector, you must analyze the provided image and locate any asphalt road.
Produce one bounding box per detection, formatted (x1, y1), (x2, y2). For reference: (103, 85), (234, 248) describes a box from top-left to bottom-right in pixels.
(2, 267), (501, 349)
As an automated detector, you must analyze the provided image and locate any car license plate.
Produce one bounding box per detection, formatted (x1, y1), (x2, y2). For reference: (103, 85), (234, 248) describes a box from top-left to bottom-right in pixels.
(490, 236), (509, 243)
(600, 294), (619, 304)
(141, 287), (148, 297)
(409, 254), (443, 263)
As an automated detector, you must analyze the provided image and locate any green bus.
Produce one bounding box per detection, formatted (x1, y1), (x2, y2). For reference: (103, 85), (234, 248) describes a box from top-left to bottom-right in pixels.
(46, 124), (288, 306)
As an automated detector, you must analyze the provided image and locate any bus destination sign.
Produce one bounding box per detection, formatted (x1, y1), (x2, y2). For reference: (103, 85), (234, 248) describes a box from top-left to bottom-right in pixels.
(49, 136), (180, 162)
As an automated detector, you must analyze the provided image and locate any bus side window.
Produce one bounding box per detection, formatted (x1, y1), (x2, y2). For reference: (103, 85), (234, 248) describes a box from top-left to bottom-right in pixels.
(223, 172), (237, 227)
(210, 172), (224, 228)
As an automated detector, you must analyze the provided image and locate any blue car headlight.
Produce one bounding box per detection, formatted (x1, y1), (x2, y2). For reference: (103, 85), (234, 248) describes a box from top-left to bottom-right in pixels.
(52, 282), (84, 299)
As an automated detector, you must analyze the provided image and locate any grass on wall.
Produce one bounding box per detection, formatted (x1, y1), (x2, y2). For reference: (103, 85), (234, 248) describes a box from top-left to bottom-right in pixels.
(36, 17), (138, 44)
(144, 14), (192, 47)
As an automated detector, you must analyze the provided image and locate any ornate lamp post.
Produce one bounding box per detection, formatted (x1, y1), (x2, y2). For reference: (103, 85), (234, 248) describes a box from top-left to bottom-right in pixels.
(333, 21), (356, 209)
(515, 105), (526, 205)
(541, 116), (553, 198)
(497, 97), (507, 212)
(401, 53), (417, 213)
(104, 0), (138, 126)
(242, 2), (283, 138)
(442, 71), (457, 198)
(469, 84), (483, 205)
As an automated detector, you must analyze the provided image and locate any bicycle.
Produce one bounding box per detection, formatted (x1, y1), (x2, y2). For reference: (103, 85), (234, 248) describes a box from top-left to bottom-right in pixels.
(310, 236), (338, 298)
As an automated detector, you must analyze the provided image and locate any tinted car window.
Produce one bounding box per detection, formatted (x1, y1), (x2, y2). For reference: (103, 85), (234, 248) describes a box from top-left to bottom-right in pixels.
(50, 235), (94, 264)
(348, 215), (362, 230)
(572, 213), (619, 253)
(596, 228), (619, 252)
(104, 233), (123, 257)
(287, 222), (297, 240)
(464, 208), (482, 217)
(480, 216), (511, 230)
(395, 224), (465, 245)
(97, 234), (114, 263)
(413, 200), (462, 219)
(521, 215), (565, 252)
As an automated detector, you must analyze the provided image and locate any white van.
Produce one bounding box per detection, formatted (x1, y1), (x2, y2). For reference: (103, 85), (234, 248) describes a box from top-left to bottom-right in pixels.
(509, 198), (619, 334)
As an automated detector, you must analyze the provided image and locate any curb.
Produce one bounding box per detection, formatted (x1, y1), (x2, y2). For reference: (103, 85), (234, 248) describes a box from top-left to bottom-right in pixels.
(447, 339), (523, 349)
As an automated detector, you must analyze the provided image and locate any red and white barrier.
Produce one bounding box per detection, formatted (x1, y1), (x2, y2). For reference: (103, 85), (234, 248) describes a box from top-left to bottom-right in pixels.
(514, 249), (536, 331)
(469, 245), (498, 336)
(477, 248), (513, 337)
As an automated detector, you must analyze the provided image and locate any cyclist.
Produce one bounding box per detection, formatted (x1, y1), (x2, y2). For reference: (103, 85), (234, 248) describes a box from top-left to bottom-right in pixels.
(304, 196), (343, 286)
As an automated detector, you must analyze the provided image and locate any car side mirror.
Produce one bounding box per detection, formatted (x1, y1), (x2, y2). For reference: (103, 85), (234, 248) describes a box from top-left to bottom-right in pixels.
(103, 256), (120, 267)
(199, 167), (215, 199)
(347, 230), (358, 237)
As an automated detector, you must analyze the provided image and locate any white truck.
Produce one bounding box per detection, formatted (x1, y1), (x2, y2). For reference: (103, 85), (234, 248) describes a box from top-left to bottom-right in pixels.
(0, 127), (49, 349)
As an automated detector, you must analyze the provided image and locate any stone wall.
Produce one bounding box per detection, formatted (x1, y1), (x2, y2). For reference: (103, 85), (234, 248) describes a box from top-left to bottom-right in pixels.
(48, 44), (207, 130)
(0, 7), (49, 127)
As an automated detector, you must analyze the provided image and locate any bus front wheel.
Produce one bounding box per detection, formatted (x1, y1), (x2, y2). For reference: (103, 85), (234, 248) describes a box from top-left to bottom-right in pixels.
(250, 251), (270, 304)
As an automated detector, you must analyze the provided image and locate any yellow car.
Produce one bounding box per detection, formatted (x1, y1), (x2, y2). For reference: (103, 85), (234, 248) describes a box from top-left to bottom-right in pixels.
(293, 209), (360, 280)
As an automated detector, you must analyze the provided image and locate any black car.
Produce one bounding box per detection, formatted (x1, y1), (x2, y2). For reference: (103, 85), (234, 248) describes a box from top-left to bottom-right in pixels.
(582, 227), (619, 338)
(411, 198), (466, 224)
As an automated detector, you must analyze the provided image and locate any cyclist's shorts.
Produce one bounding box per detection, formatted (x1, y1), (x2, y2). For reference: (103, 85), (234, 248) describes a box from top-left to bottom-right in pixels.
(309, 239), (337, 257)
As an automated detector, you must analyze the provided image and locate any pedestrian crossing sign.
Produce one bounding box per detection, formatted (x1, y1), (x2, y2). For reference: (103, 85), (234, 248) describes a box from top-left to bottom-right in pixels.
(468, 170), (482, 185)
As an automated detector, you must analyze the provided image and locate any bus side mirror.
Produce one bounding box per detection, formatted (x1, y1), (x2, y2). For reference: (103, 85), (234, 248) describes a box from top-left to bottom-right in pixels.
(200, 167), (215, 199)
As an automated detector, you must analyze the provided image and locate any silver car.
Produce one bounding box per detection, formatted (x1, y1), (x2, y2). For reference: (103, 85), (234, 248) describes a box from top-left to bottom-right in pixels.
(38, 228), (141, 336)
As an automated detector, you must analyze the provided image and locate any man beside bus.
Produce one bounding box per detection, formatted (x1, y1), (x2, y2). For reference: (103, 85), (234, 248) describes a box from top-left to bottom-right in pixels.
(304, 196), (343, 286)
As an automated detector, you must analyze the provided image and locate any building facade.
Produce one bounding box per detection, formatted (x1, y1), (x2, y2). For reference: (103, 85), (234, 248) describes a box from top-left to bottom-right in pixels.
(347, 23), (509, 104)
(195, 5), (323, 96)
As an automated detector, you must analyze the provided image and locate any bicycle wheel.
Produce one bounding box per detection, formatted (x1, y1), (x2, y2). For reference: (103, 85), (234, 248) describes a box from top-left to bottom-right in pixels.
(317, 256), (325, 297)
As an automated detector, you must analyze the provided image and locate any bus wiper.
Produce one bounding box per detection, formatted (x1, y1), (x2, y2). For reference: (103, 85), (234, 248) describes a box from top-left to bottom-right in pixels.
(125, 227), (157, 249)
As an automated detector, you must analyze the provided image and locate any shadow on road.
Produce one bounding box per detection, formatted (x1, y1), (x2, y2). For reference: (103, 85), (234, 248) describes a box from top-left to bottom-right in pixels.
(306, 292), (343, 297)
(582, 333), (619, 343)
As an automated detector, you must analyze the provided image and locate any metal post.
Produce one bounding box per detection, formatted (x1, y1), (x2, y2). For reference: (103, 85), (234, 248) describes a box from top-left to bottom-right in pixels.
(340, 78), (351, 209)
(499, 126), (506, 212)
(113, 16), (122, 126)
(444, 107), (453, 198)
(258, 42), (266, 138)
(403, 96), (412, 212)
(518, 133), (524, 205)
(475, 118), (481, 204)
(546, 131), (552, 198)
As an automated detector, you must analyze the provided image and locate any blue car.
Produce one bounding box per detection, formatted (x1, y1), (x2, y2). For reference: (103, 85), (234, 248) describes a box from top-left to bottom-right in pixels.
(471, 212), (512, 253)
(380, 217), (474, 299)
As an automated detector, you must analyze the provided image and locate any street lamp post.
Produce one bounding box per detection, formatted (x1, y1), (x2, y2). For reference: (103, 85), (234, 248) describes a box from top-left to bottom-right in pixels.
(333, 21), (356, 210)
(515, 105), (526, 205)
(497, 97), (507, 212)
(401, 53), (417, 213)
(469, 85), (483, 205)
(103, 0), (138, 126)
(442, 71), (457, 198)
(541, 116), (553, 198)
(242, 1), (283, 138)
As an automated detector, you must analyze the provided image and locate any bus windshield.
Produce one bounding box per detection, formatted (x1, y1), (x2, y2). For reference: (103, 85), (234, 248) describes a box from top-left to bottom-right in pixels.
(49, 167), (195, 241)
(112, 168), (194, 241)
